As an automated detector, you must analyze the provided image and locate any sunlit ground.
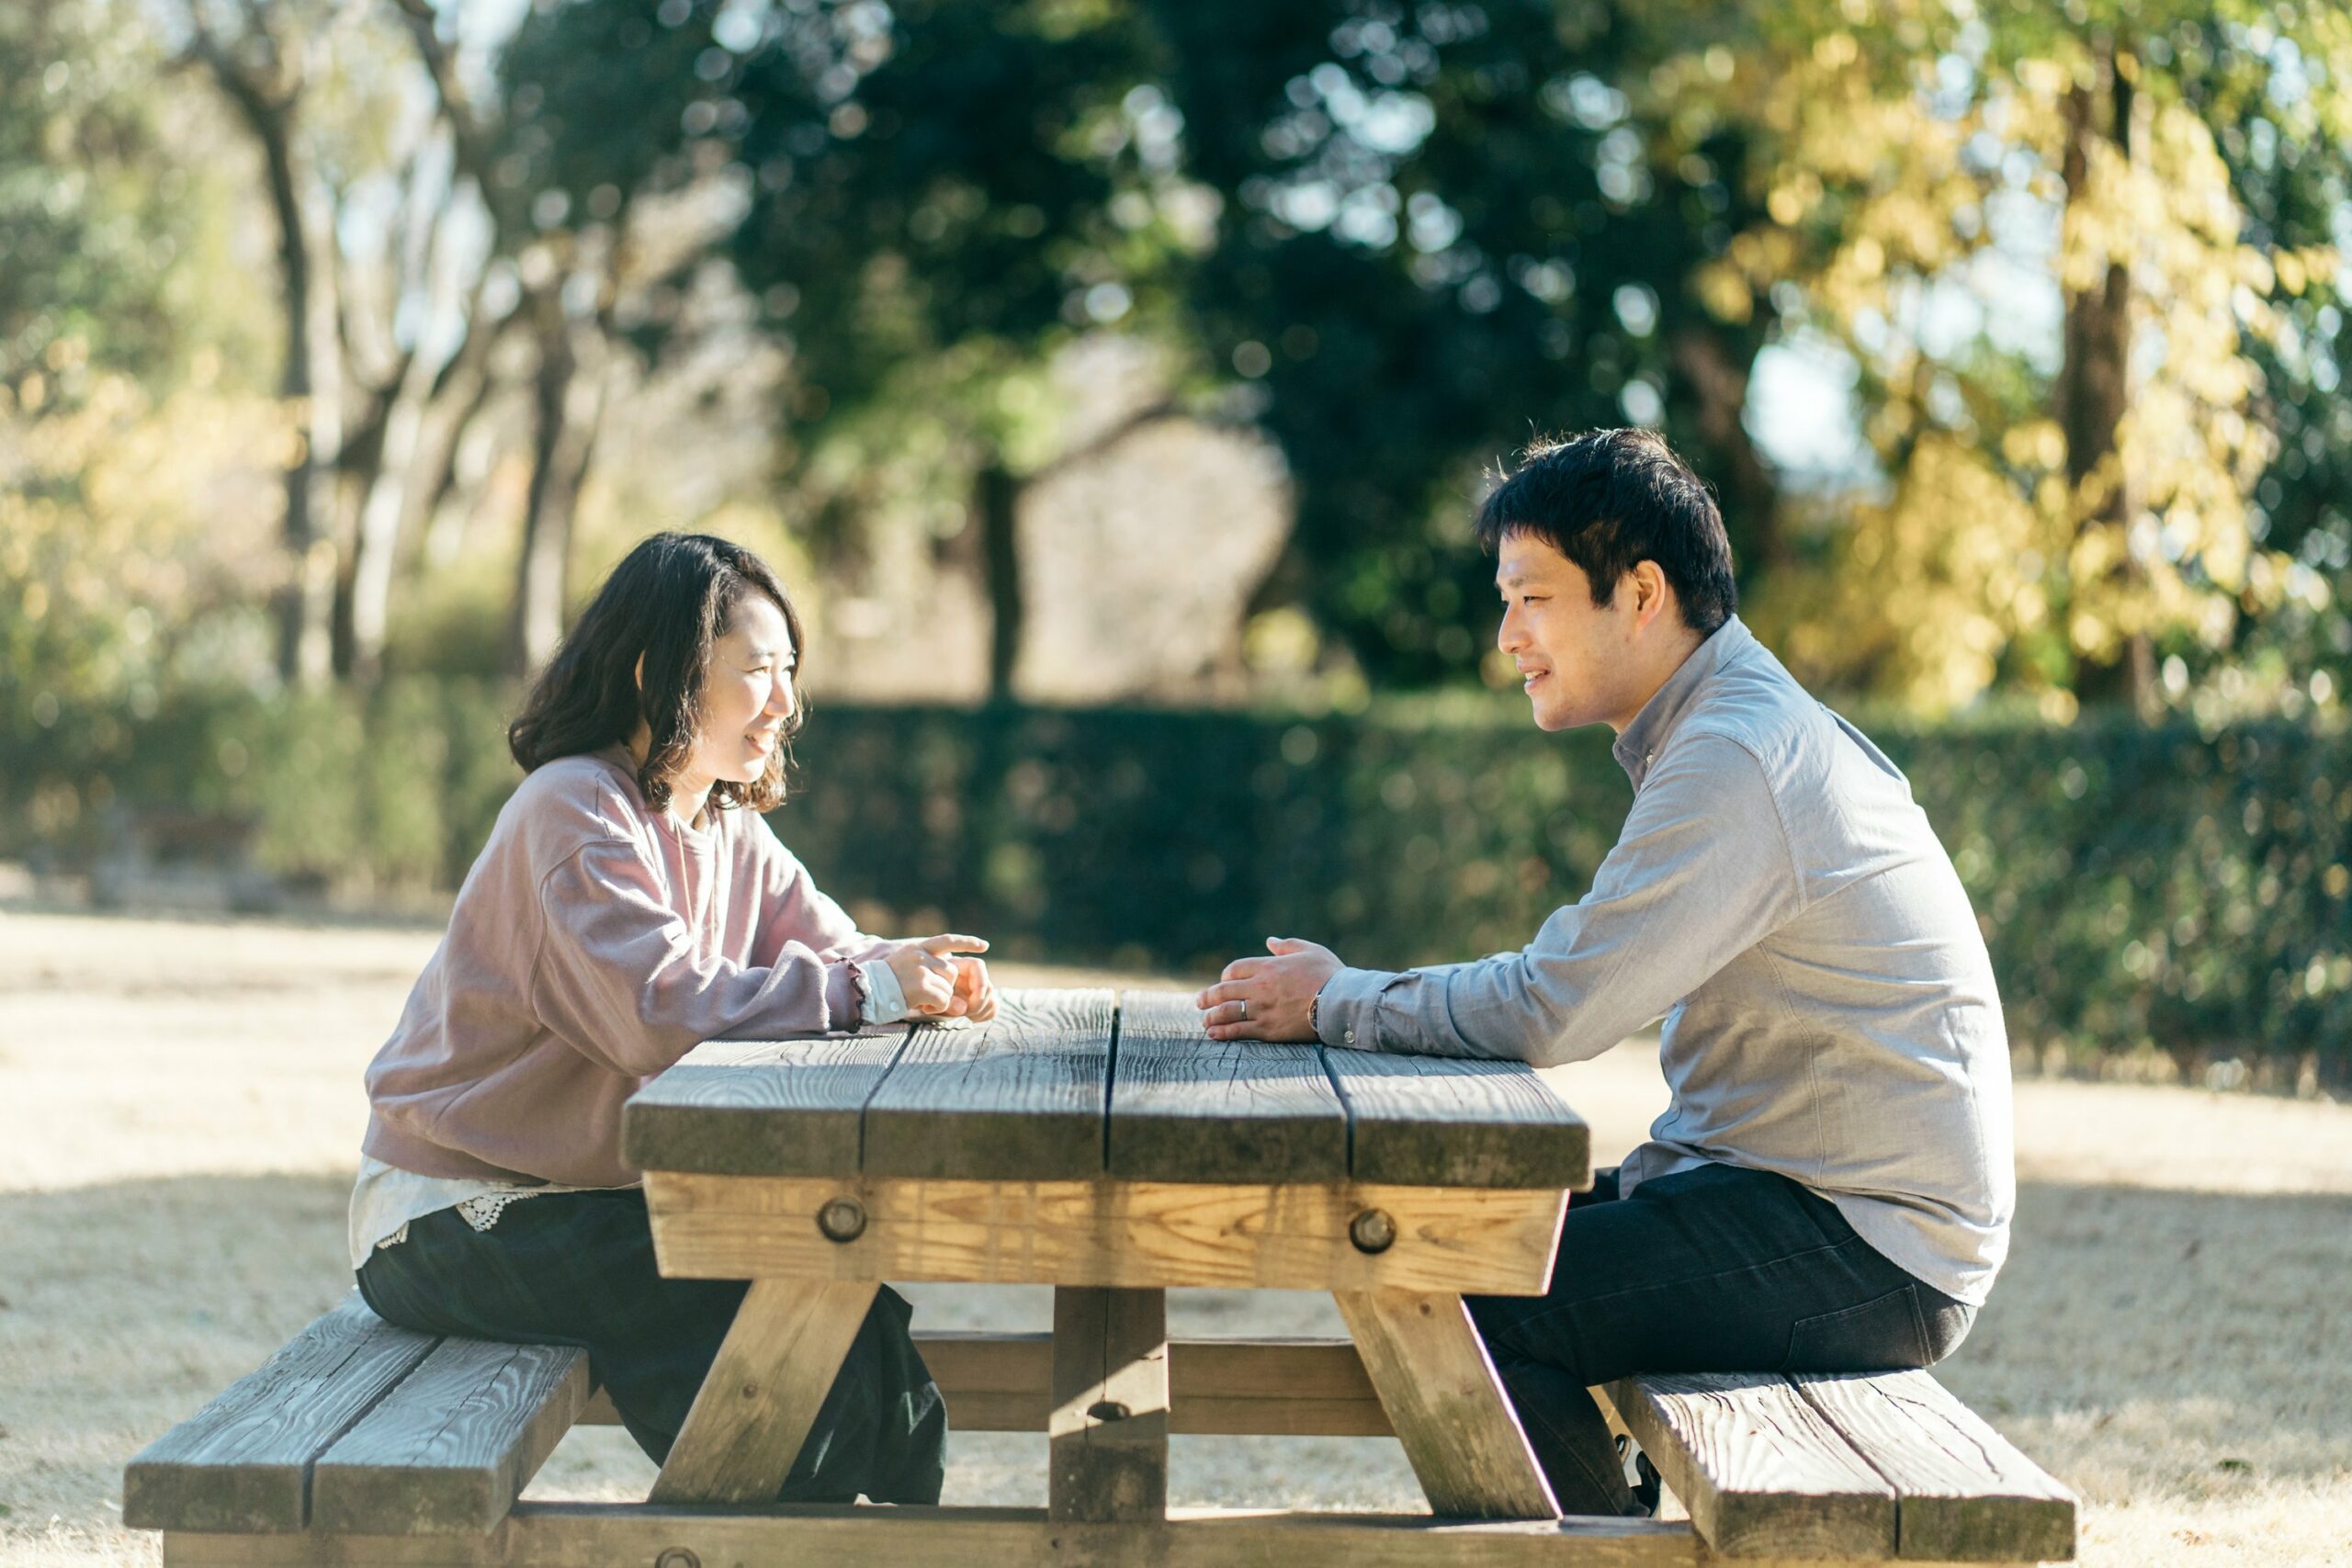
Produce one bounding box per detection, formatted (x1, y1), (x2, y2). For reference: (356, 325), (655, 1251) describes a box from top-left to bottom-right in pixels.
(1, 907), (2346, 1566)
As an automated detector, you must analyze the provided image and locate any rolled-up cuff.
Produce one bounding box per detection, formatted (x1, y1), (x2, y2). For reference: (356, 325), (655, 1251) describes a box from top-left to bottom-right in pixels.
(857, 957), (911, 1025)
(824, 959), (867, 1032)
(1313, 965), (1396, 1052)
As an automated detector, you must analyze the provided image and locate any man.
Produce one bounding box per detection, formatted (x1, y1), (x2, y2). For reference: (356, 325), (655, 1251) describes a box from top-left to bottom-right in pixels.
(1195, 427), (2012, 1517)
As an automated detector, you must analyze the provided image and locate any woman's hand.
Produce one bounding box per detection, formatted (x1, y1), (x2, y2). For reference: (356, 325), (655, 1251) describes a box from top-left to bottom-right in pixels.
(949, 953), (998, 1021)
(887, 934), (989, 1018)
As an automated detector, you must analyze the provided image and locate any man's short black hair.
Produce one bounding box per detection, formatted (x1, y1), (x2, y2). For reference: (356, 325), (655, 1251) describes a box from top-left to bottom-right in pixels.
(1475, 427), (1737, 635)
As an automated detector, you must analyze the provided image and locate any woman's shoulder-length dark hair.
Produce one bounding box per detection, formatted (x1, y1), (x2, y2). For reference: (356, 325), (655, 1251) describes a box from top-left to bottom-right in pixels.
(507, 532), (808, 816)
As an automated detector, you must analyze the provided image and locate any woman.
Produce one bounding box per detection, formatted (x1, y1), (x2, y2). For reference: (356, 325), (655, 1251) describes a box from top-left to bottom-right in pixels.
(350, 532), (987, 1504)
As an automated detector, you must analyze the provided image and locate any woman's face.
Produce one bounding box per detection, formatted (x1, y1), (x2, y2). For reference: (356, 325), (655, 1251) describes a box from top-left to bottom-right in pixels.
(683, 592), (797, 789)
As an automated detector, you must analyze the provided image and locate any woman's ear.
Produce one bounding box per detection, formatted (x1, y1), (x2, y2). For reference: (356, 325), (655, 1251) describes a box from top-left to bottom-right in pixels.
(634, 652), (645, 692)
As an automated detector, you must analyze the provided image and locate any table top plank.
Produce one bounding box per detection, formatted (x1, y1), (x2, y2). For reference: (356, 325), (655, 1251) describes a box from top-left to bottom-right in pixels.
(1321, 1049), (1589, 1190)
(622, 1030), (912, 1178)
(1107, 990), (1349, 1184)
(859, 989), (1116, 1180)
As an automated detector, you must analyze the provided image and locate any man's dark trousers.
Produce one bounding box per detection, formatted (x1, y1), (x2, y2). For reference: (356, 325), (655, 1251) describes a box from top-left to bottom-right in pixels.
(1468, 1161), (1977, 1516)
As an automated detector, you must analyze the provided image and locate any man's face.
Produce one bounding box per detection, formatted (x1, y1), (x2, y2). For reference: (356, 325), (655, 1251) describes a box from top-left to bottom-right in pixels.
(1495, 533), (1641, 733)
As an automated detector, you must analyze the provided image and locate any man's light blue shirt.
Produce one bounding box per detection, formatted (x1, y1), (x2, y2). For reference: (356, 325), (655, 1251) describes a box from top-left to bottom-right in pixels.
(1314, 616), (2015, 1306)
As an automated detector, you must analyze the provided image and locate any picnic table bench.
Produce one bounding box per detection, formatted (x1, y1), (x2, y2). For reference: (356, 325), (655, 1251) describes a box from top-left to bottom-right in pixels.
(126, 987), (2076, 1565)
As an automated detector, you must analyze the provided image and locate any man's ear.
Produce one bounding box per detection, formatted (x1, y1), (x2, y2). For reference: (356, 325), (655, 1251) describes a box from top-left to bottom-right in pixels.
(1630, 561), (1673, 628)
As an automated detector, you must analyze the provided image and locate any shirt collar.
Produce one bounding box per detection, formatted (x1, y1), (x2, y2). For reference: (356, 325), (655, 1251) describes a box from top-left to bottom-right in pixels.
(1611, 615), (1754, 789)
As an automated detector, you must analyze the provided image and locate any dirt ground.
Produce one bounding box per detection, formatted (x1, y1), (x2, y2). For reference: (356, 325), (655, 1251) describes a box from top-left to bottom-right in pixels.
(2, 907), (2346, 1567)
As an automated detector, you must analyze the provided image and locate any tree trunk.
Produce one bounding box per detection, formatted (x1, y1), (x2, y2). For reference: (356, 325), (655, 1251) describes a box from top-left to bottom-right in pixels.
(1668, 321), (1781, 571)
(976, 461), (1023, 702)
(2058, 34), (2156, 717)
(212, 52), (339, 690)
(506, 297), (605, 679)
(343, 348), (438, 684)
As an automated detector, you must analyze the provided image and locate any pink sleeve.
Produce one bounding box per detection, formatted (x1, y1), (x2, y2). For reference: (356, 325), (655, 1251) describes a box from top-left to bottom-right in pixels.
(749, 813), (896, 965)
(528, 836), (864, 1076)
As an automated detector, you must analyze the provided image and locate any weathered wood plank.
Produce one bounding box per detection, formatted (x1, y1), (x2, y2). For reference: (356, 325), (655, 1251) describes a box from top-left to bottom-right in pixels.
(645, 1173), (1566, 1295)
(648, 1278), (880, 1505)
(310, 1339), (588, 1534)
(1603, 1372), (1895, 1560)
(1792, 1370), (2076, 1562)
(1049, 1288), (1170, 1522)
(1323, 1049), (1589, 1191)
(123, 1296), (439, 1533)
(621, 1029), (911, 1177)
(1108, 989), (1349, 1184)
(908, 1332), (1393, 1436)
(859, 990), (1115, 1180)
(1333, 1289), (1558, 1520)
(164, 1502), (1703, 1568)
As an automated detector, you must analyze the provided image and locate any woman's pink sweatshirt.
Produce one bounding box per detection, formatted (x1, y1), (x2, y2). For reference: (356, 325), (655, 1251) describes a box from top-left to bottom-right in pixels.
(361, 748), (888, 1187)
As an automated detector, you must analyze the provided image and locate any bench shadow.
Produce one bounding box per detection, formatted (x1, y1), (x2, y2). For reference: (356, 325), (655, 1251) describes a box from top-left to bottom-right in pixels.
(4, 1172), (2346, 1535)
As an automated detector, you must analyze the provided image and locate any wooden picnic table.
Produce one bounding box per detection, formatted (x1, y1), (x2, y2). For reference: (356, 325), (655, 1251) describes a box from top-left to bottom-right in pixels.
(129, 983), (2076, 1566)
(623, 985), (1592, 1540)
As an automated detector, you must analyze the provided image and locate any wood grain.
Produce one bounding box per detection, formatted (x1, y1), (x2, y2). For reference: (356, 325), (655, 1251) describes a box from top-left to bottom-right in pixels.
(1049, 1288), (1170, 1522)
(1333, 1289), (1559, 1521)
(163, 1502), (1702, 1568)
(1108, 989), (1349, 1184)
(907, 1332), (1393, 1436)
(1604, 1372), (1895, 1559)
(1792, 1370), (2076, 1562)
(123, 1295), (439, 1532)
(1323, 1049), (1590, 1191)
(649, 1278), (880, 1505)
(859, 990), (1115, 1180)
(645, 1173), (1566, 1294)
(309, 1338), (588, 1533)
(621, 1030), (910, 1177)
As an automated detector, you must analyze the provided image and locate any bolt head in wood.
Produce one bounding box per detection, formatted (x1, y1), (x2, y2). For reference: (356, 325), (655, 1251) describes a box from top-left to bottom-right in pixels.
(816, 1196), (867, 1243)
(1349, 1206), (1397, 1254)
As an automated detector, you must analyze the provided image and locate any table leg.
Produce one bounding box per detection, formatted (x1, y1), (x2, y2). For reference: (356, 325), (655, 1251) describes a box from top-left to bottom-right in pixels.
(649, 1278), (880, 1504)
(1047, 1286), (1169, 1522)
(1333, 1288), (1559, 1520)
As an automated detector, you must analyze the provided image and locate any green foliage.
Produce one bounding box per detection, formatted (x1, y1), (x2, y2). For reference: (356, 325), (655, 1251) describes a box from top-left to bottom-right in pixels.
(7, 690), (2351, 1085)
(0, 677), (514, 893)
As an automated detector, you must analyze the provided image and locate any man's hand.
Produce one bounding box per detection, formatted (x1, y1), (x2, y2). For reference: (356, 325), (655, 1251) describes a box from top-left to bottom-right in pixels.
(1194, 937), (1342, 1042)
(887, 934), (989, 1018)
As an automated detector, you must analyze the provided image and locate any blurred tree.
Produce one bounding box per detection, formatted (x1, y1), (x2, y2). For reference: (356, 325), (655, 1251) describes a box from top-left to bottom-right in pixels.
(500, 0), (1194, 698)
(1698, 0), (2346, 716)
(166, 0), (356, 688)
(1, 1), (279, 721)
(1, 2), (188, 389)
(1153, 0), (1786, 688)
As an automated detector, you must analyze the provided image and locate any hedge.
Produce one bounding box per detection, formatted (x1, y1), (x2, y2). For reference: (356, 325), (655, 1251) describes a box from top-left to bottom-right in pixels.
(3, 680), (2345, 1087)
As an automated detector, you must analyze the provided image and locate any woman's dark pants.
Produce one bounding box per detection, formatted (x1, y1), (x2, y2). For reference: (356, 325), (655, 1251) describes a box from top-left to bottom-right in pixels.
(1467, 1162), (1976, 1517)
(356, 1188), (945, 1505)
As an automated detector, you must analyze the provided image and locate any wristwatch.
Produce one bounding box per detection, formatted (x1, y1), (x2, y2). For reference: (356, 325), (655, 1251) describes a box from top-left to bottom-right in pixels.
(1308, 985), (1323, 1039)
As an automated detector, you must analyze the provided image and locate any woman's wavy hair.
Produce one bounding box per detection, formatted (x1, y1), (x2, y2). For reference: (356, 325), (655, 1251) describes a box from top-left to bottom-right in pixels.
(507, 532), (808, 815)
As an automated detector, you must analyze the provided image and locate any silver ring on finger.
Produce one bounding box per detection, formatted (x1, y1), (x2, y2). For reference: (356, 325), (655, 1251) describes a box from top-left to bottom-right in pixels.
(1238, 998), (1248, 1021)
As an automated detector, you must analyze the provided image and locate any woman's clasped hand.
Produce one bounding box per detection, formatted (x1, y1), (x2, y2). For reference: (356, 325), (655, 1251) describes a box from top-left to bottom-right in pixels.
(885, 933), (996, 1021)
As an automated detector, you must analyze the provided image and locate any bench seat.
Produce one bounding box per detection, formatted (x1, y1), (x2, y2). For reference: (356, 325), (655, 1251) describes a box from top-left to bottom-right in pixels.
(1602, 1371), (2075, 1562)
(128, 1308), (2072, 1563)
(124, 1297), (591, 1536)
